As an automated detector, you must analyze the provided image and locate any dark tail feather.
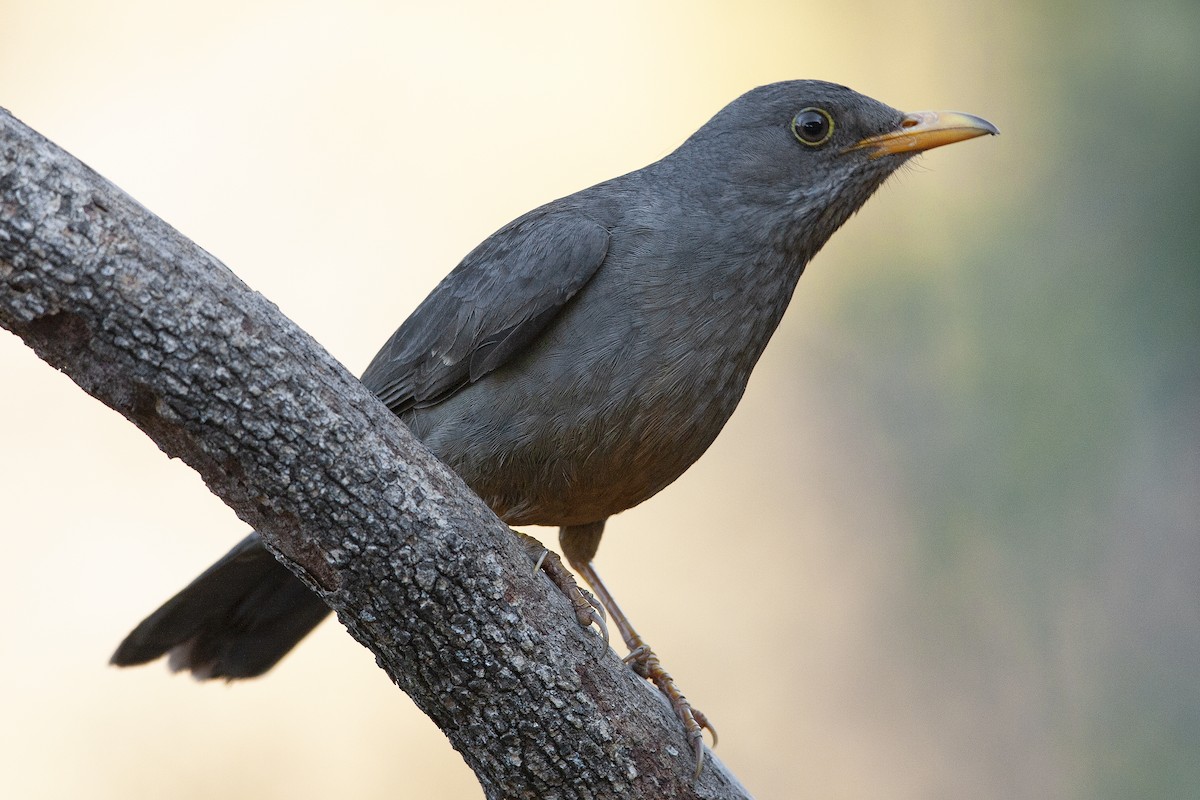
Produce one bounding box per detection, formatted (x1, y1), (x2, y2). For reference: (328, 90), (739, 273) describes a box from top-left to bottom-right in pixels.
(111, 533), (332, 680)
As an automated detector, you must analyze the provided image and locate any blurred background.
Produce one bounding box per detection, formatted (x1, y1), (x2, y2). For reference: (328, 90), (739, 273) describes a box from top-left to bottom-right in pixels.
(1, 1), (1196, 798)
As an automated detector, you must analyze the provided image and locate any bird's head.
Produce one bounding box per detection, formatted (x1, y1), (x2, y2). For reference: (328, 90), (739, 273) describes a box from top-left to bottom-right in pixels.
(675, 80), (997, 259)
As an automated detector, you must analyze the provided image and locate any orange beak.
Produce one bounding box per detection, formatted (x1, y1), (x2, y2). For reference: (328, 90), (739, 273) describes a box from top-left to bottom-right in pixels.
(849, 110), (998, 158)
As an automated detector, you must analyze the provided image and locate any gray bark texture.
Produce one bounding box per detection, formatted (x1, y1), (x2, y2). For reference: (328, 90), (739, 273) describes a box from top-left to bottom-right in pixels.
(0, 107), (753, 799)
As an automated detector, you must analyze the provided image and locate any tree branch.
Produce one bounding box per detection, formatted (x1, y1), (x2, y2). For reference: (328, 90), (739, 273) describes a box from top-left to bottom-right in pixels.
(0, 107), (752, 799)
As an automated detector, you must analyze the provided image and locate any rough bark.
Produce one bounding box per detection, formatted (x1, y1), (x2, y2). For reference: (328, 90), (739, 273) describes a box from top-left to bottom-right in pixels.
(0, 107), (753, 799)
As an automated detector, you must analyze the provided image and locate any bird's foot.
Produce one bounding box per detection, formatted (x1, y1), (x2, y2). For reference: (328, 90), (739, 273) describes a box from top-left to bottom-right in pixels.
(514, 531), (608, 643)
(623, 637), (717, 779)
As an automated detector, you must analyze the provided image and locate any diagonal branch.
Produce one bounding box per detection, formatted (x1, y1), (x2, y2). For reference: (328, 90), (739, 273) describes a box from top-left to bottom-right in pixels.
(0, 107), (752, 800)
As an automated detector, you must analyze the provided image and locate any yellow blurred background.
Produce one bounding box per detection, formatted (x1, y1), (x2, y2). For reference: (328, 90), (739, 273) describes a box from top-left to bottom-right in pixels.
(2, 1), (1196, 798)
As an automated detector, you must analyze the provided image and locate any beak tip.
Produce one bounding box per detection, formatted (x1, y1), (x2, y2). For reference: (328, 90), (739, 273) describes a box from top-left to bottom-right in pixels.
(972, 116), (1001, 137)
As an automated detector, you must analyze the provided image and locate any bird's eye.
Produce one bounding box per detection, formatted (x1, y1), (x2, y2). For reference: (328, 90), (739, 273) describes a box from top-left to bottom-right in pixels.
(791, 107), (834, 146)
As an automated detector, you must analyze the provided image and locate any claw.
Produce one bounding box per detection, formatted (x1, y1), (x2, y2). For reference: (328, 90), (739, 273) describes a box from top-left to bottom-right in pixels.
(587, 607), (610, 646)
(690, 706), (717, 782)
(694, 707), (718, 748)
(531, 548), (549, 574)
(622, 644), (650, 666)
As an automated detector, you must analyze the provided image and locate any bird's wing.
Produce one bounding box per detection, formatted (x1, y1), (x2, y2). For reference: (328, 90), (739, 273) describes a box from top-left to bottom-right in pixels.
(360, 208), (611, 414)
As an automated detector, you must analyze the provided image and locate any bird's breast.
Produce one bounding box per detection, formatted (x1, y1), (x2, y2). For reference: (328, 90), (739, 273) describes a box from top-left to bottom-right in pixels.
(410, 250), (793, 527)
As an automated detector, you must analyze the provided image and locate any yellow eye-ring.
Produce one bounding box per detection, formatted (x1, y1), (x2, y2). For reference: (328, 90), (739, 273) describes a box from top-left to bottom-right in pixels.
(791, 107), (834, 146)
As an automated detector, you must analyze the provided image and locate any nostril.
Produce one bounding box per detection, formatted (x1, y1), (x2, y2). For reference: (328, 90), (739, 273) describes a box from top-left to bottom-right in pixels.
(900, 116), (920, 129)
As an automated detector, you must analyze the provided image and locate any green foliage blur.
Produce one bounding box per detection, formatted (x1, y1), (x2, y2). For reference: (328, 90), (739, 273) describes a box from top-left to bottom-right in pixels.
(816, 2), (1199, 796)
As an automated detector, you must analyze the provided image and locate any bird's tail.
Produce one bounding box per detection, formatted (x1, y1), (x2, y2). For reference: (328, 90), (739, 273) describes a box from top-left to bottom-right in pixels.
(111, 533), (331, 679)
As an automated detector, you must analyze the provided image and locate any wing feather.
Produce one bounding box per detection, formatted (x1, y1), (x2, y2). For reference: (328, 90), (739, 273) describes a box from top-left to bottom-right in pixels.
(359, 209), (610, 414)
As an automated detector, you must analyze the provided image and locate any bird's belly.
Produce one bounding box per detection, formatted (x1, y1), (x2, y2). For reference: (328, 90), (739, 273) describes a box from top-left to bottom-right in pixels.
(405, 359), (744, 528)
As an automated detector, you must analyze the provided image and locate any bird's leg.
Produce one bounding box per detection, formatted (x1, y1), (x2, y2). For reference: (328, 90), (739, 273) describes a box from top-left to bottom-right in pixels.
(513, 529), (607, 642)
(560, 523), (716, 779)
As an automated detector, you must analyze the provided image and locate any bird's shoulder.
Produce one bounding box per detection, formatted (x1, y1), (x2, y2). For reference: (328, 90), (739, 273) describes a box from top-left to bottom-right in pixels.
(359, 203), (612, 413)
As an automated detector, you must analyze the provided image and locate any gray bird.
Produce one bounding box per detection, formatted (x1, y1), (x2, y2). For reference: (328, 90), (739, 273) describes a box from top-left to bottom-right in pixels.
(112, 80), (996, 771)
